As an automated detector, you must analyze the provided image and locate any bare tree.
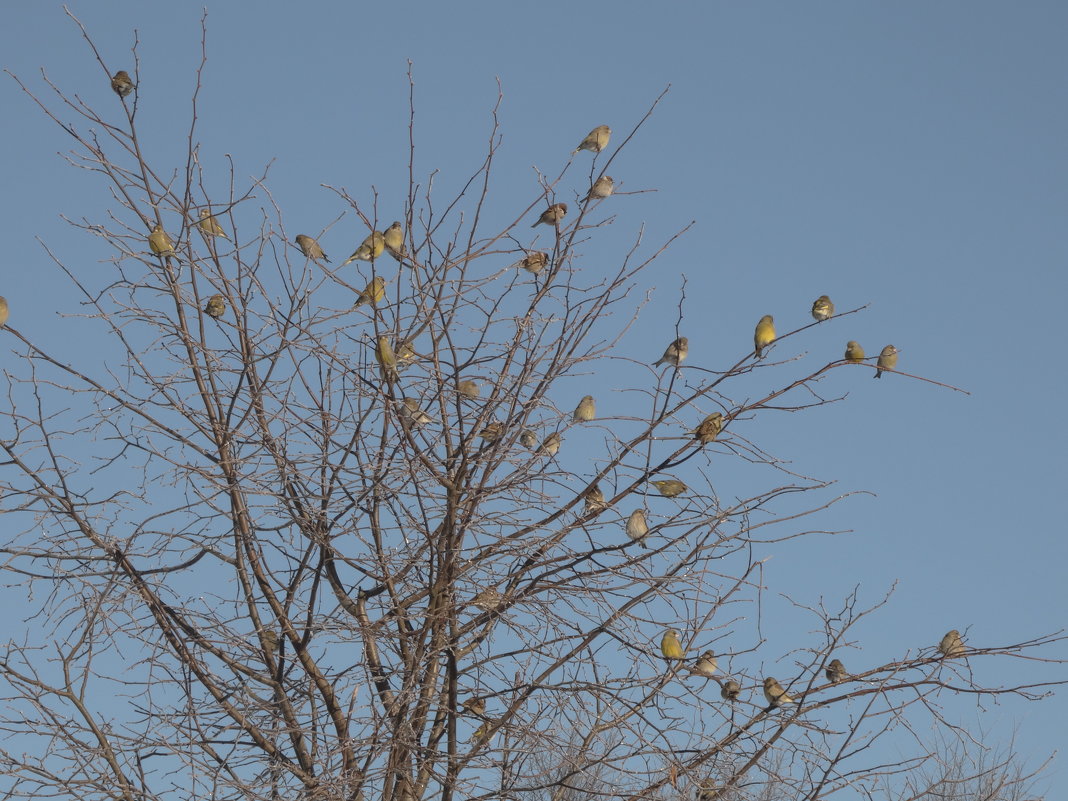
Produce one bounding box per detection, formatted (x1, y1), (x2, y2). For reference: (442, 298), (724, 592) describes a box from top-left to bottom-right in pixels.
(0, 13), (1062, 801)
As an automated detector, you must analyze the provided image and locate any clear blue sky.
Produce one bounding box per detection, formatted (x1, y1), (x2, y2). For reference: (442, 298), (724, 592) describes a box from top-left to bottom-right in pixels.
(3, 1), (1066, 795)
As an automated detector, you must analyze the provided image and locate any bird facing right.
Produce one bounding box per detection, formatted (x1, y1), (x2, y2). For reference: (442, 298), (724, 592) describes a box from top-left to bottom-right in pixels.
(573, 395), (596, 423)
(295, 234), (329, 263)
(844, 341), (866, 363)
(938, 629), (966, 658)
(763, 677), (795, 707)
(661, 629), (685, 660)
(874, 344), (898, 378)
(110, 70), (134, 98)
(654, 336), (688, 367)
(811, 295), (834, 321)
(532, 203), (568, 228)
(572, 124), (611, 155)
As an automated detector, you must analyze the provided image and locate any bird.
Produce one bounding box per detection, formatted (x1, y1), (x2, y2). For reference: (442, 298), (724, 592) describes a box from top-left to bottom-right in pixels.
(875, 344), (898, 378)
(811, 295), (835, 322)
(461, 696), (487, 716)
(531, 203), (568, 228)
(261, 630), (279, 656)
(470, 721), (492, 742)
(471, 588), (504, 612)
(396, 339), (417, 367)
(661, 629), (685, 660)
(572, 395), (596, 423)
(650, 479), (687, 498)
(763, 677), (795, 707)
(457, 379), (480, 399)
(197, 208), (228, 239)
(654, 336), (688, 367)
(341, 230), (386, 265)
(478, 422), (504, 442)
(719, 679), (741, 701)
(375, 336), (397, 380)
(110, 70), (134, 98)
(519, 429), (538, 449)
(690, 651), (719, 678)
(295, 234), (330, 263)
(354, 276), (386, 308)
(538, 432), (561, 457)
(519, 251), (549, 274)
(148, 223), (175, 257)
(204, 294), (226, 319)
(585, 175), (615, 201)
(826, 658), (848, 684)
(695, 780), (720, 801)
(400, 398), (433, 427)
(754, 315), (776, 357)
(383, 221), (405, 258)
(844, 341), (865, 363)
(583, 483), (607, 514)
(572, 124), (611, 155)
(938, 629), (966, 658)
(693, 413), (723, 444)
(625, 509), (649, 548)
(0, 296), (9, 327)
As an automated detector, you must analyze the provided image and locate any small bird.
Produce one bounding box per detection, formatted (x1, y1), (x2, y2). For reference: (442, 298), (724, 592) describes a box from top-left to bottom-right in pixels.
(400, 398), (433, 427)
(583, 483), (607, 514)
(470, 721), (492, 742)
(295, 234), (329, 263)
(826, 658), (848, 684)
(396, 339), (417, 367)
(661, 629), (685, 660)
(375, 336), (397, 380)
(0, 296), (9, 327)
(811, 295), (835, 322)
(383, 221), (405, 258)
(654, 336), (689, 367)
(690, 651), (719, 678)
(478, 422), (504, 442)
(354, 276), (386, 308)
(754, 315), (776, 357)
(719, 679), (741, 701)
(519, 251), (549, 274)
(693, 413), (723, 444)
(585, 175), (615, 201)
(763, 677), (795, 707)
(471, 588), (504, 612)
(573, 395), (596, 423)
(110, 70), (134, 98)
(261, 629), (280, 656)
(650, 479), (687, 498)
(197, 208), (228, 239)
(461, 696), (487, 716)
(538, 431), (562, 456)
(938, 629), (966, 658)
(519, 429), (538, 449)
(572, 124), (611, 155)
(204, 294), (226, 319)
(342, 231), (386, 265)
(625, 509), (649, 548)
(531, 203), (568, 228)
(695, 780), (720, 801)
(457, 379), (480, 399)
(844, 341), (865, 363)
(148, 223), (175, 257)
(874, 344), (898, 378)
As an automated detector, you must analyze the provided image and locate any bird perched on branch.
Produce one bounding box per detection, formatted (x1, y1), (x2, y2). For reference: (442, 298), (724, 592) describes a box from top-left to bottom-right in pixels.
(661, 629), (685, 660)
(342, 230), (386, 265)
(754, 315), (776, 357)
(295, 234), (329, 263)
(538, 432), (562, 456)
(457, 379), (480, 399)
(518, 251), (548, 274)
(471, 588), (504, 612)
(110, 70), (134, 98)
(572, 124), (611, 155)
(399, 398), (433, 427)
(654, 336), (688, 367)
(532, 203), (568, 228)
(690, 651), (719, 678)
(585, 175), (615, 200)
(375, 336), (397, 382)
(719, 679), (741, 701)
(763, 677), (795, 707)
(694, 413), (723, 444)
(811, 295), (834, 322)
(826, 658), (848, 684)
(583, 483), (607, 514)
(354, 276), (386, 308)
(204, 294), (226, 319)
(938, 629), (965, 658)
(0, 296), (10, 328)
(572, 395), (596, 423)
(478, 422), (504, 442)
(148, 223), (176, 258)
(197, 208), (228, 239)
(650, 479), (686, 498)
(875, 344), (898, 378)
(384, 221), (405, 259)
(844, 341), (865, 363)
(462, 696), (487, 716)
(625, 509), (649, 548)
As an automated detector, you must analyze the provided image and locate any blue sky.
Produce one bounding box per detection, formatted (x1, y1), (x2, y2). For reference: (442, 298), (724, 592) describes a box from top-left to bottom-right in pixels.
(3, 1), (1066, 796)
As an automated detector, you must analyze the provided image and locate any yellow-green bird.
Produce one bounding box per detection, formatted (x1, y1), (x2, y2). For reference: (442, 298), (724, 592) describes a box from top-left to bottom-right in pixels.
(690, 651), (719, 678)
(938, 629), (965, 658)
(661, 629), (685, 660)
(585, 175), (615, 201)
(400, 398), (433, 427)
(375, 336), (397, 380)
(0, 296), (8, 328)
(519, 429), (538, 449)
(572, 124), (611, 155)
(625, 508), (649, 548)
(197, 208), (229, 239)
(811, 295), (834, 322)
(719, 679), (741, 701)
(396, 339), (417, 367)
(471, 588), (504, 611)
(650, 479), (687, 498)
(384, 220), (405, 258)
(342, 230), (386, 265)
(461, 696), (487, 716)
(763, 677), (795, 707)
(478, 422), (504, 442)
(874, 344), (898, 379)
(694, 412), (723, 444)
(754, 315), (776, 357)
(531, 202), (568, 228)
(654, 336), (688, 367)
(148, 223), (175, 257)
(457, 379), (480, 399)
(295, 234), (329, 263)
(573, 395), (596, 423)
(519, 251), (549, 274)
(204, 294), (226, 319)
(826, 658), (847, 684)
(844, 340), (865, 363)
(470, 721), (492, 742)
(583, 483), (607, 513)
(354, 276), (386, 308)
(110, 70), (134, 98)
(538, 431), (562, 456)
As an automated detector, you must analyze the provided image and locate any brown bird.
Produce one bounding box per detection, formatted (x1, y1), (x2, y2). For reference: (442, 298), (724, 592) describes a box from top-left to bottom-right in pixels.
(763, 677), (795, 707)
(690, 651), (719, 678)
(811, 295), (835, 322)
(295, 234), (329, 263)
(754, 315), (776, 357)
(654, 336), (688, 367)
(457, 379), (480, 399)
(0, 296), (9, 328)
(518, 251), (549, 274)
(572, 124), (611, 155)
(148, 223), (176, 257)
(204, 294), (226, 319)
(110, 70), (134, 98)
(874, 344), (898, 378)
(532, 203), (568, 228)
(938, 629), (966, 658)
(583, 483), (607, 514)
(625, 508), (649, 548)
(844, 341), (865, 363)
(585, 175), (615, 201)
(826, 658), (848, 684)
(693, 412), (723, 445)
(478, 422), (504, 442)
(519, 429), (538, 449)
(538, 431), (562, 456)
(719, 679), (741, 701)
(461, 696), (487, 716)
(471, 588), (504, 612)
(399, 398), (433, 427)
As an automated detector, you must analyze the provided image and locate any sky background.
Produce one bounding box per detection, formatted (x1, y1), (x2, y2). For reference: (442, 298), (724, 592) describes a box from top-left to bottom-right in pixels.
(2, 1), (1067, 797)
